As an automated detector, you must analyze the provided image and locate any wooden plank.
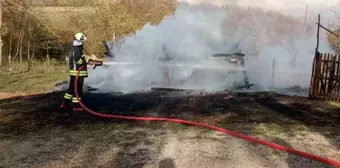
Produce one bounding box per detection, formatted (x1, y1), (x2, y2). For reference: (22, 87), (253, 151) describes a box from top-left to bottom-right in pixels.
(310, 53), (318, 99)
(333, 54), (338, 100)
(335, 54), (340, 101)
(323, 53), (330, 99)
(328, 54), (336, 101)
(315, 76), (339, 80)
(319, 53), (327, 100)
(324, 53), (331, 100)
(314, 52), (323, 99)
(320, 60), (340, 64)
(313, 54), (318, 99)
(309, 54), (317, 99)
(331, 54), (337, 100)
(328, 54), (333, 100)
(315, 53), (323, 99)
(330, 54), (334, 99)
(320, 53), (327, 99)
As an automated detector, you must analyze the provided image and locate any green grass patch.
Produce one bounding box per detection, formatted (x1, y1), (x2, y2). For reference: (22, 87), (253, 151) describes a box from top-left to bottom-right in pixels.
(253, 123), (288, 139)
(162, 122), (190, 132)
(0, 60), (68, 94)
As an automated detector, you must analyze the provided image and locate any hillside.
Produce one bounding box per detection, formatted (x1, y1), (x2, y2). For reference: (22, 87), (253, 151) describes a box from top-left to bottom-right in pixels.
(29, 0), (177, 55)
(31, 2), (311, 56)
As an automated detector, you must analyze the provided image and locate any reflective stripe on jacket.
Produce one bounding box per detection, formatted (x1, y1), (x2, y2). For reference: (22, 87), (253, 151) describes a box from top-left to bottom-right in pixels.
(69, 45), (91, 77)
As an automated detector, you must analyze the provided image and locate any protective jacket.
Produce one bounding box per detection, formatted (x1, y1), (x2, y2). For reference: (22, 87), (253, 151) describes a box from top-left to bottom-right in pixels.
(69, 43), (90, 77)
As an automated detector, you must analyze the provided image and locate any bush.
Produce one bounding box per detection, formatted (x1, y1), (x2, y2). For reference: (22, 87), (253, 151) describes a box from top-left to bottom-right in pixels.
(327, 28), (340, 54)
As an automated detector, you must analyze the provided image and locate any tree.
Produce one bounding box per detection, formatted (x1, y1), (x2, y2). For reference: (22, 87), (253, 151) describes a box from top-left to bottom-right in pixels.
(327, 28), (340, 54)
(0, 0), (3, 67)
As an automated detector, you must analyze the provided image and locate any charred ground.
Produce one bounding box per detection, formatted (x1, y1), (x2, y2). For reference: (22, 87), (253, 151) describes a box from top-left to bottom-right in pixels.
(0, 91), (340, 167)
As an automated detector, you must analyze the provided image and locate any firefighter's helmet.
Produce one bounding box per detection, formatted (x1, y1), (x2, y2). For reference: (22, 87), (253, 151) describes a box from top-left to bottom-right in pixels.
(74, 32), (87, 43)
(73, 32), (87, 46)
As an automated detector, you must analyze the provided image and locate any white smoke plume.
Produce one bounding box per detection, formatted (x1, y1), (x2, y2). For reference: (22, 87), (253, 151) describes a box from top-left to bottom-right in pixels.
(86, 1), (337, 94)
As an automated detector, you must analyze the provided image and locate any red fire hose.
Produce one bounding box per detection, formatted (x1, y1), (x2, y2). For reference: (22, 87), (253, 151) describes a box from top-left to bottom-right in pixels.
(74, 66), (340, 167)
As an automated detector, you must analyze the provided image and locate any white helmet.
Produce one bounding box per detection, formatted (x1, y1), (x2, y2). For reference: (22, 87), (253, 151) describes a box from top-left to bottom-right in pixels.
(73, 32), (87, 46)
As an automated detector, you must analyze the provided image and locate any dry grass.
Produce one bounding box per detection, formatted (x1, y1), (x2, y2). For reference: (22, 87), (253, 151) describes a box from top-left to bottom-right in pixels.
(327, 28), (340, 54)
(0, 60), (67, 94)
(30, 0), (176, 55)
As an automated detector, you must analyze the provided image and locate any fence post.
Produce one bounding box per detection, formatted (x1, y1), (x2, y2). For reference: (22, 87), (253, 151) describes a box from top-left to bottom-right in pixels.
(309, 14), (320, 99)
(271, 58), (275, 88)
(314, 52), (322, 99)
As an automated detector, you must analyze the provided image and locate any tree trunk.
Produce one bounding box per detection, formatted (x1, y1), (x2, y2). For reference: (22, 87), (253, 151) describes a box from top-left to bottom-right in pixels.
(12, 32), (22, 63)
(19, 32), (24, 64)
(8, 34), (12, 71)
(32, 45), (35, 60)
(26, 12), (31, 71)
(20, 12), (28, 64)
(46, 42), (50, 66)
(26, 0), (32, 71)
(0, 0), (3, 67)
(27, 39), (31, 71)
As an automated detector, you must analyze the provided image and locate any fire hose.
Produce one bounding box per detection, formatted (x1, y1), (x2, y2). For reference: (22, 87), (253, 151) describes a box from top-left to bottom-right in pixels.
(74, 65), (340, 167)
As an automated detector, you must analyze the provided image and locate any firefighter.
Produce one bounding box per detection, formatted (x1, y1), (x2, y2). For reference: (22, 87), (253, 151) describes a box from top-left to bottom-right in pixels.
(60, 32), (102, 111)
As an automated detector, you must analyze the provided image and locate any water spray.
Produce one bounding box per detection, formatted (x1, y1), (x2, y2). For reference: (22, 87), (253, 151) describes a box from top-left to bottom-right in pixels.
(102, 61), (248, 71)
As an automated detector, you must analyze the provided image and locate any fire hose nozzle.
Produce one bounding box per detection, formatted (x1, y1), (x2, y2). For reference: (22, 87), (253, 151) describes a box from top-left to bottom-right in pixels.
(88, 59), (103, 69)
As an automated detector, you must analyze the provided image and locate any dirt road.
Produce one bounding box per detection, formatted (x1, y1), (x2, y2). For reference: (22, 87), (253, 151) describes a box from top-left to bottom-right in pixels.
(0, 126), (335, 168)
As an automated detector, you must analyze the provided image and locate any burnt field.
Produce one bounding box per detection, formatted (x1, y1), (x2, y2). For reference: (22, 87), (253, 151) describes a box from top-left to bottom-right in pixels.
(2, 90), (339, 130)
(0, 90), (340, 168)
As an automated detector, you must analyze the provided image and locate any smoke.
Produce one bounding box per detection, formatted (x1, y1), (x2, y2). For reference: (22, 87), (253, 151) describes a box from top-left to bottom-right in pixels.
(86, 1), (336, 94)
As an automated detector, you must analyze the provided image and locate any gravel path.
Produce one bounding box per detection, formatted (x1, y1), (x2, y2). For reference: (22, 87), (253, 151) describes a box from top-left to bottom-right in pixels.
(0, 126), (336, 168)
(150, 130), (334, 168)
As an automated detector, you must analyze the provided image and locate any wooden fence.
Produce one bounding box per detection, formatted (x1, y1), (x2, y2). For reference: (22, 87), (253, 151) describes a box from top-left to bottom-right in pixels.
(309, 52), (340, 101)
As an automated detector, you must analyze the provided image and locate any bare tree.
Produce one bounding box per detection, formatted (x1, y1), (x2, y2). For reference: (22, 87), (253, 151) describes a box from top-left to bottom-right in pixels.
(0, 0), (3, 67)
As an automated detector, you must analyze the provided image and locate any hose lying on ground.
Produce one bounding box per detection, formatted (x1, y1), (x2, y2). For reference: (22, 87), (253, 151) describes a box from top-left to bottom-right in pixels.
(74, 65), (340, 167)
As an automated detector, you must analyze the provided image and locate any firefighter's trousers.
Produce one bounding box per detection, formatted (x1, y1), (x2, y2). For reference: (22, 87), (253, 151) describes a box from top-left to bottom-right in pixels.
(62, 76), (84, 108)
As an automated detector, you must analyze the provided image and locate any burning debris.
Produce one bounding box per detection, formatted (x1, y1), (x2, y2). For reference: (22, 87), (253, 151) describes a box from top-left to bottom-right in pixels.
(54, 4), (332, 97)
(55, 40), (257, 95)
(211, 42), (254, 90)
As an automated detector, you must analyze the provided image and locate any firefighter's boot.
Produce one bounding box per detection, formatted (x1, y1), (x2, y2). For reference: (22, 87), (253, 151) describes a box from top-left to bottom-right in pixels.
(72, 97), (84, 112)
(60, 93), (72, 109)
